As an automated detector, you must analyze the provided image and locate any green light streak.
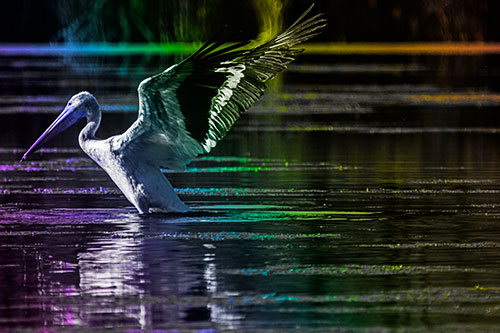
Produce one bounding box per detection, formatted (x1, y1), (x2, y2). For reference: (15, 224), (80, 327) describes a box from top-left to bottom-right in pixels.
(187, 166), (270, 173)
(0, 43), (201, 56)
(4, 42), (500, 56)
(198, 204), (288, 210)
(200, 156), (250, 163)
(288, 211), (379, 216)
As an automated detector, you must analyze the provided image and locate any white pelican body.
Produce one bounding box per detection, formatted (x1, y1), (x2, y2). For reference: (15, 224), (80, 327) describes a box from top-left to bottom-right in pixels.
(80, 127), (190, 213)
(21, 6), (325, 213)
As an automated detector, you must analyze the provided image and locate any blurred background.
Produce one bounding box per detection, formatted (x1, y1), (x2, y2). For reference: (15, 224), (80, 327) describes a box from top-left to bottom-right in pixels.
(1, 0), (500, 43)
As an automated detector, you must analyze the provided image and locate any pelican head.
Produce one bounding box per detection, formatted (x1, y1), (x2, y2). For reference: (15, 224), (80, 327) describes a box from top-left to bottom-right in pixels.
(21, 91), (99, 161)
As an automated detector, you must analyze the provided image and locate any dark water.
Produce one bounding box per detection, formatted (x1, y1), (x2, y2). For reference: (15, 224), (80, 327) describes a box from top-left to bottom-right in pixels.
(1, 50), (500, 331)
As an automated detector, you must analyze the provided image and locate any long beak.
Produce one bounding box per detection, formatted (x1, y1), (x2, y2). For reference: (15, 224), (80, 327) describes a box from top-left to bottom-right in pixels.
(20, 106), (85, 161)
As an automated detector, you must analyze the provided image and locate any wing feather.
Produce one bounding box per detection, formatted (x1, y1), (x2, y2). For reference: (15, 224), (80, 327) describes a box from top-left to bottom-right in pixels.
(115, 4), (326, 170)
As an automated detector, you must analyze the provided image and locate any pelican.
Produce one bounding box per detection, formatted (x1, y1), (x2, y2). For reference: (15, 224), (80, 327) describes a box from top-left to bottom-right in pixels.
(21, 5), (326, 213)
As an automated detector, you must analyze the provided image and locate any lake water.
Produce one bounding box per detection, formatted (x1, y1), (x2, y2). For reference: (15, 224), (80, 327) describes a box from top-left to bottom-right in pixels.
(1, 47), (500, 331)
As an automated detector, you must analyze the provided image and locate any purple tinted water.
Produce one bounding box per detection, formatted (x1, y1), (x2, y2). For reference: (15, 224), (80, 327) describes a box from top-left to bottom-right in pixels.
(1, 53), (500, 330)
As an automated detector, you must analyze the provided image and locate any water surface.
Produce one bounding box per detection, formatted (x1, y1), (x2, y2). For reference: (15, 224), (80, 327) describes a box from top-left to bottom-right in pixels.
(1, 49), (500, 331)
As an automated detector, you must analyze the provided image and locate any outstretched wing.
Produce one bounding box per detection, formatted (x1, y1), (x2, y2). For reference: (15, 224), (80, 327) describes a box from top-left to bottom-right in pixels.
(115, 4), (326, 170)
